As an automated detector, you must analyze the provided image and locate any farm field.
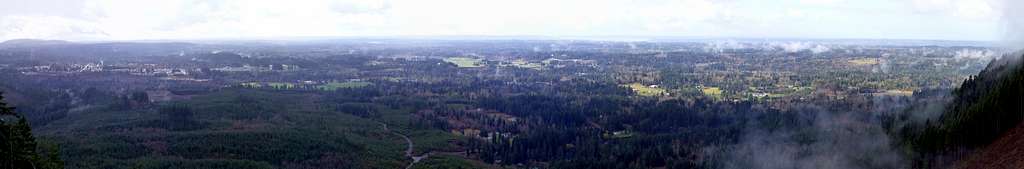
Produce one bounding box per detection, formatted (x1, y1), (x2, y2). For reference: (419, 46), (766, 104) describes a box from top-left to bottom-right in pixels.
(317, 82), (372, 91)
(444, 57), (485, 68)
(623, 83), (668, 96)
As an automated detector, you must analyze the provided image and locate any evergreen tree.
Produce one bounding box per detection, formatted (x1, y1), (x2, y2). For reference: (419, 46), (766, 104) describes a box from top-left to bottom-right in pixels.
(0, 92), (64, 169)
(159, 104), (196, 130)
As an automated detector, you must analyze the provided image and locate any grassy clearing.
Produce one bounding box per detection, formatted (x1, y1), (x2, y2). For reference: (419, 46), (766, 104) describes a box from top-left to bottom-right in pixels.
(372, 106), (460, 154)
(241, 82), (262, 88)
(405, 130), (460, 155)
(883, 89), (915, 96)
(702, 87), (723, 97)
(317, 82), (372, 91)
(603, 131), (634, 139)
(623, 83), (667, 96)
(240, 82), (298, 90)
(511, 60), (543, 69)
(267, 82), (296, 89)
(848, 58), (879, 65)
(444, 57), (484, 68)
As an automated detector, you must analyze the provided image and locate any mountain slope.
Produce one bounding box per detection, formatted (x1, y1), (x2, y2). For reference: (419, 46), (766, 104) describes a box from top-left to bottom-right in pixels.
(905, 52), (1024, 168)
(955, 122), (1024, 169)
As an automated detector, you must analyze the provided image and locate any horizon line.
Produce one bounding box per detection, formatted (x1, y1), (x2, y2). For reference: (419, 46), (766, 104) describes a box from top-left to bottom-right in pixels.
(3, 35), (999, 44)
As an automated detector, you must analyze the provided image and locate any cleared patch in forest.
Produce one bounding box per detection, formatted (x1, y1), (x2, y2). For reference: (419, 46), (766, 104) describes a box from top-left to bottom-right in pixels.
(702, 87), (723, 96)
(267, 82), (296, 89)
(623, 83), (667, 96)
(444, 57), (484, 68)
(848, 58), (879, 65)
(317, 82), (372, 91)
(510, 60), (543, 69)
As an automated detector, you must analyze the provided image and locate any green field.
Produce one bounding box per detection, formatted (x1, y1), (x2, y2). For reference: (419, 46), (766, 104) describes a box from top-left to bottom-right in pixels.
(317, 81), (373, 91)
(701, 87), (723, 96)
(848, 58), (880, 65)
(241, 82), (298, 90)
(510, 60), (543, 69)
(444, 57), (484, 68)
(241, 82), (262, 88)
(623, 83), (668, 96)
(267, 82), (296, 89)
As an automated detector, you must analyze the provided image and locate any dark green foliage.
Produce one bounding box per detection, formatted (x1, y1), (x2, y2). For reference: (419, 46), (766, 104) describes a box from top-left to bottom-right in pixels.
(131, 158), (274, 169)
(48, 89), (408, 169)
(0, 92), (12, 116)
(158, 104), (198, 130)
(165, 131), (362, 164)
(0, 40), (995, 169)
(336, 103), (381, 118)
(110, 91), (150, 111)
(0, 85), (74, 126)
(479, 95), (585, 126)
(132, 91), (150, 103)
(0, 92), (64, 169)
(37, 141), (63, 169)
(902, 54), (1024, 163)
(411, 155), (491, 169)
(469, 95), (750, 168)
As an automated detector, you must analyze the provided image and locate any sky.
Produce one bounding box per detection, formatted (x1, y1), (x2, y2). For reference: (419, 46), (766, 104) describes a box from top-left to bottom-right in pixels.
(0, 0), (1013, 42)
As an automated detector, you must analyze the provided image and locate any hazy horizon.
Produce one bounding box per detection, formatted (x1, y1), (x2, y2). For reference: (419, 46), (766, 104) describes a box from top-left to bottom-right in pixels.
(0, 35), (1007, 43)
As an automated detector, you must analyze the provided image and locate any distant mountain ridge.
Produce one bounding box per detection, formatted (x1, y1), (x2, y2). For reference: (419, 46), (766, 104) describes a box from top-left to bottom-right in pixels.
(0, 39), (203, 61)
(0, 39), (74, 48)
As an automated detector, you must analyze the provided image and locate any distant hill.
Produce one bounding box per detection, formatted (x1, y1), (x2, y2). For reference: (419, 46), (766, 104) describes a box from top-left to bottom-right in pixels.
(0, 39), (74, 48)
(0, 40), (201, 62)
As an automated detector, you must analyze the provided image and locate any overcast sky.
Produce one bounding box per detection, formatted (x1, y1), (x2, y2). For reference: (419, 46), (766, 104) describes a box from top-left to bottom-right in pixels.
(0, 0), (1014, 41)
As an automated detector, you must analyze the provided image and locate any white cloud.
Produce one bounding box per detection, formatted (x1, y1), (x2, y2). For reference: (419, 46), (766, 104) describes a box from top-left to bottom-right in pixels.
(2, 0), (738, 40)
(0, 0), (1007, 41)
(907, 0), (997, 21)
(798, 0), (846, 5)
(0, 15), (107, 40)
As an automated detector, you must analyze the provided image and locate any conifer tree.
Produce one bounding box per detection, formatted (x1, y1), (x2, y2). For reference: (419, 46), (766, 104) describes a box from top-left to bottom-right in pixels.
(0, 92), (64, 169)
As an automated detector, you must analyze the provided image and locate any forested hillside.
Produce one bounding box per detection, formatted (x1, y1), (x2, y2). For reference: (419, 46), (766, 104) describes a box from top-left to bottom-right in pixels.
(0, 92), (64, 169)
(0, 39), (997, 168)
(900, 52), (1024, 167)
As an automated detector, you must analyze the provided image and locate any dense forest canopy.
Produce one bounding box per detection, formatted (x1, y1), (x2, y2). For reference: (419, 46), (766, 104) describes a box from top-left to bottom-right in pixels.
(0, 39), (1014, 169)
